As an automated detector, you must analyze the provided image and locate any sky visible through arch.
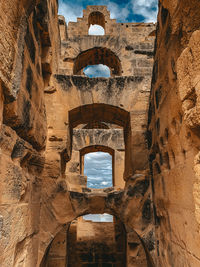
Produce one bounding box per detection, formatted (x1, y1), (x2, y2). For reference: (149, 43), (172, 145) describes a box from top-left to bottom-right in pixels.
(84, 152), (112, 188)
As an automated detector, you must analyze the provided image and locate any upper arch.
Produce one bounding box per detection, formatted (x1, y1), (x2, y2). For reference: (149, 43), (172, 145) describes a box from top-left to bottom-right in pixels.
(73, 47), (122, 76)
(88, 11), (105, 29)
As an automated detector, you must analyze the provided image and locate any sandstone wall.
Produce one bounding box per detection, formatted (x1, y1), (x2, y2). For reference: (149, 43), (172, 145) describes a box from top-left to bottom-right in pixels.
(148, 0), (200, 266)
(66, 128), (125, 191)
(0, 0), (60, 266)
(0, 2), (157, 267)
(30, 6), (156, 266)
(59, 11), (155, 77)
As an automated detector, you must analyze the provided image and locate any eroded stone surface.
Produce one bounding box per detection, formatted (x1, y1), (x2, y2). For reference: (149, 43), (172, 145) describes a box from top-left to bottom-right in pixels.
(2, 1), (200, 267)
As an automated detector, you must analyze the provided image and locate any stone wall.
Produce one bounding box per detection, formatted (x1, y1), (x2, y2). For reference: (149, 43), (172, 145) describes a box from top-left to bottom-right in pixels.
(59, 9), (155, 77)
(65, 128), (125, 190)
(148, 0), (200, 266)
(0, 2), (176, 267)
(0, 0), (60, 266)
(67, 218), (126, 267)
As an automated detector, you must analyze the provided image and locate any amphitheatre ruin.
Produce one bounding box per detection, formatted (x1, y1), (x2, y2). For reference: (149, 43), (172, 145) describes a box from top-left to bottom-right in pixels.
(1, 0), (200, 266)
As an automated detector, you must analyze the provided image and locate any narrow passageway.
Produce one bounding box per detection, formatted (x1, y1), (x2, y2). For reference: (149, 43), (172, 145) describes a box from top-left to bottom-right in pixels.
(67, 216), (126, 267)
(44, 215), (126, 267)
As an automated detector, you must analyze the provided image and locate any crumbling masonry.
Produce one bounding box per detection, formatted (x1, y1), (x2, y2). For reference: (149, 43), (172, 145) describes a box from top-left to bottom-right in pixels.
(1, 1), (200, 267)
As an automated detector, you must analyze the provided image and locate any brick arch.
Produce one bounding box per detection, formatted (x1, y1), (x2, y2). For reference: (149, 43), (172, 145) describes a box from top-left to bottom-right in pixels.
(88, 11), (105, 29)
(73, 47), (122, 76)
(83, 121), (109, 129)
(69, 103), (130, 129)
(80, 144), (114, 156)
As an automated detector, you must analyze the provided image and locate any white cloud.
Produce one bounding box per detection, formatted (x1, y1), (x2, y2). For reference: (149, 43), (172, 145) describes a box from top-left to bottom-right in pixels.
(88, 25), (105, 35)
(84, 64), (110, 78)
(84, 152), (112, 188)
(106, 2), (130, 21)
(58, 0), (83, 24)
(83, 213), (113, 222)
(58, 0), (158, 26)
(131, 0), (158, 22)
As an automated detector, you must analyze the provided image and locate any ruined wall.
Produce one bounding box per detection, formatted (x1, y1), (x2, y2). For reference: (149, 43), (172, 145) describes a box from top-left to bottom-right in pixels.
(148, 0), (200, 266)
(66, 128), (125, 191)
(0, 0), (60, 266)
(1, 3), (156, 267)
(59, 10), (155, 77)
(31, 6), (156, 266)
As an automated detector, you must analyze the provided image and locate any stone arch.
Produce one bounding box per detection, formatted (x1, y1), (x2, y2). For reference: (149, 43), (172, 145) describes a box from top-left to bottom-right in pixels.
(73, 47), (122, 76)
(83, 121), (109, 129)
(69, 103), (130, 129)
(69, 103), (132, 180)
(88, 11), (106, 29)
(80, 145), (115, 187)
(39, 209), (155, 267)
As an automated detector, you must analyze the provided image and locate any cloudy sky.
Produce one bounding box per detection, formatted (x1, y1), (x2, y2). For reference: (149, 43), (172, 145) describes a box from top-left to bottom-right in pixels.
(84, 64), (110, 78)
(84, 152), (113, 222)
(84, 152), (112, 188)
(58, 0), (158, 25)
(83, 213), (113, 222)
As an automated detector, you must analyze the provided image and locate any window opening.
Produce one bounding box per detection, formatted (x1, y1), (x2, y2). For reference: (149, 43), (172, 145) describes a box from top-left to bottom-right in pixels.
(84, 152), (112, 188)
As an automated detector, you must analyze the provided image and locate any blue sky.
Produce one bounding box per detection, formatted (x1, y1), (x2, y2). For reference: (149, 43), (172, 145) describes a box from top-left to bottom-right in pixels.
(84, 64), (110, 78)
(58, 0), (158, 25)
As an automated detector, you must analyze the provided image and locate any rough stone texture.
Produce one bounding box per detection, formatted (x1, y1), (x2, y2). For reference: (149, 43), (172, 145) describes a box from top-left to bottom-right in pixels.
(148, 0), (200, 266)
(59, 6), (155, 77)
(65, 128), (125, 190)
(0, 0), (60, 266)
(4, 1), (200, 267)
(66, 218), (126, 267)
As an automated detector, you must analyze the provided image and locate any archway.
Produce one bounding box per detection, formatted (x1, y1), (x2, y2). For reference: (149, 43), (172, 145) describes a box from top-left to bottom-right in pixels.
(73, 47), (122, 76)
(68, 103), (132, 182)
(40, 213), (155, 267)
(69, 103), (130, 129)
(88, 11), (105, 36)
(88, 11), (105, 30)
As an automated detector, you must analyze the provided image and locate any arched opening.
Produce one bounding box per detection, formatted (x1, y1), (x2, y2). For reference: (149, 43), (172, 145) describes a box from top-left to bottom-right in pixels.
(68, 104), (132, 186)
(69, 104), (130, 129)
(80, 146), (114, 189)
(73, 47), (122, 76)
(83, 121), (109, 129)
(39, 214), (155, 267)
(83, 64), (110, 78)
(43, 214), (126, 267)
(88, 11), (105, 35)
